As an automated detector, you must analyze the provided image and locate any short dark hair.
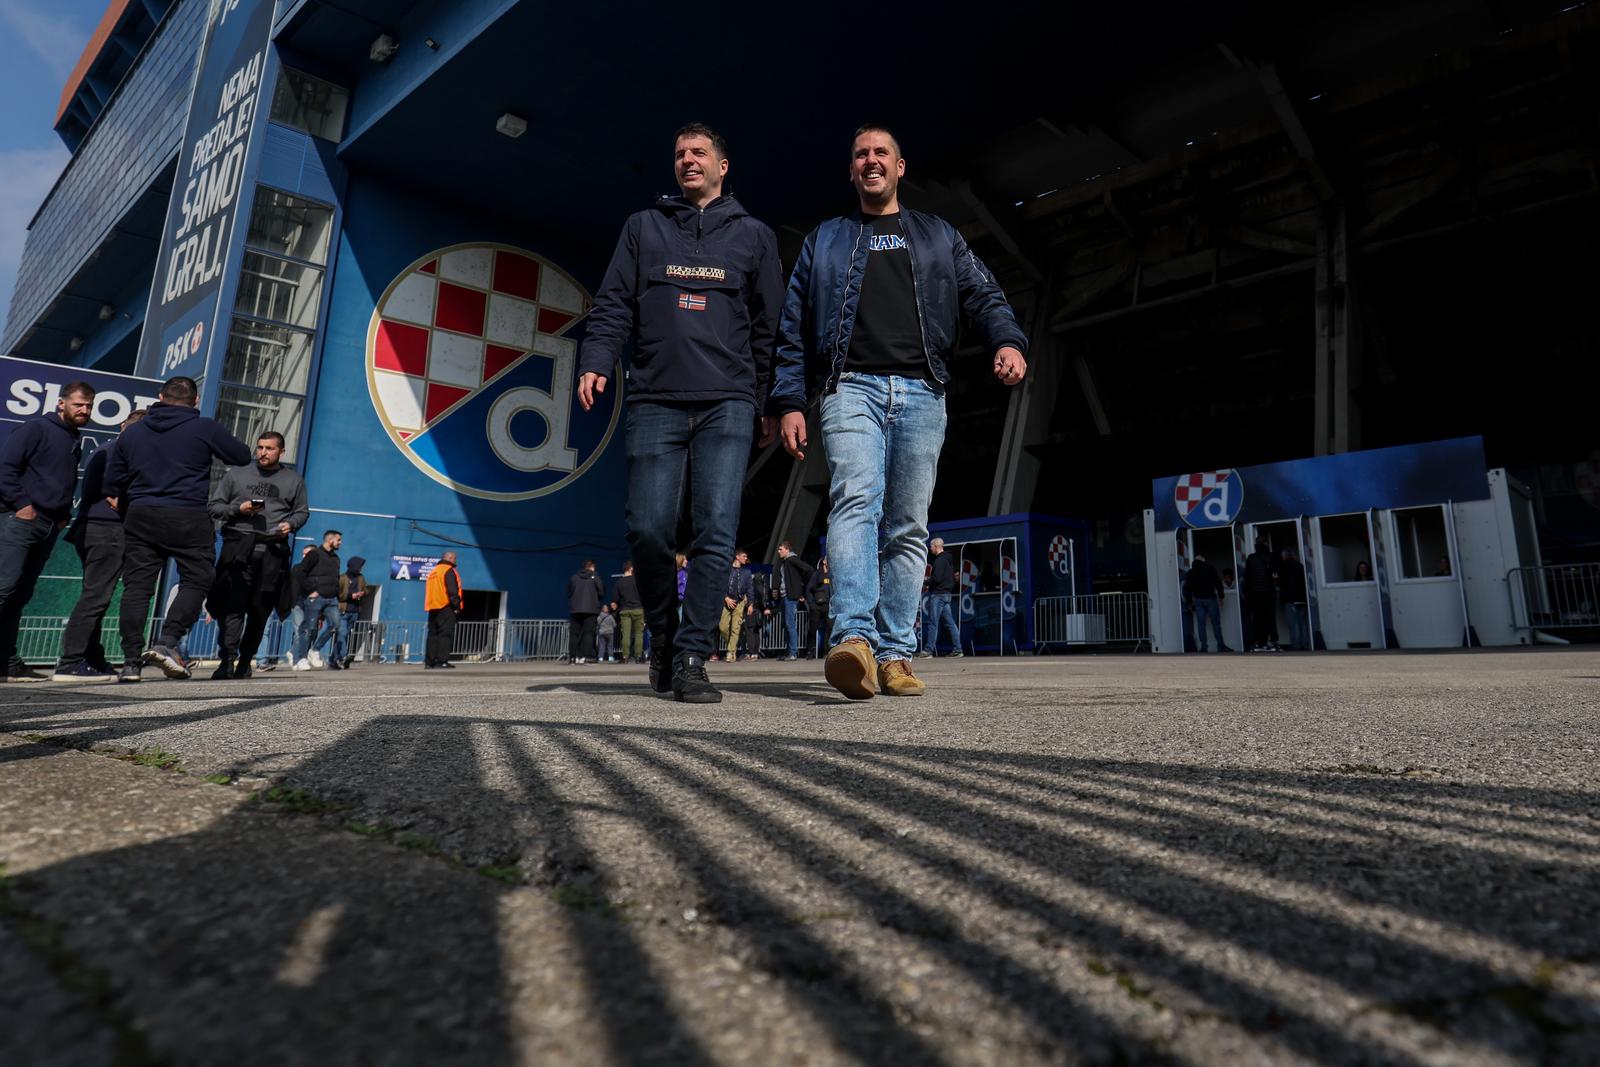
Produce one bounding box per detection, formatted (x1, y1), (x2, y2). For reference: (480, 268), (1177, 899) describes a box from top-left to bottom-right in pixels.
(160, 377), (197, 402)
(779, 540), (794, 552)
(623, 560), (634, 571)
(324, 529), (342, 540)
(122, 409), (147, 430)
(675, 122), (727, 159)
(61, 381), (96, 399)
(852, 124), (902, 157)
(257, 431), (286, 447)
(582, 558), (595, 568)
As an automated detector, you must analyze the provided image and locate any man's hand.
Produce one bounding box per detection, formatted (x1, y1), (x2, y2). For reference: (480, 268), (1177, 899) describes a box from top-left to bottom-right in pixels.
(275, 521), (292, 536)
(992, 346), (1027, 386)
(724, 596), (737, 609)
(779, 412), (807, 460)
(577, 372), (607, 412)
(757, 416), (777, 448)
(15, 505), (37, 521)
(240, 500), (259, 514)
(307, 592), (319, 599)
(105, 497), (119, 512)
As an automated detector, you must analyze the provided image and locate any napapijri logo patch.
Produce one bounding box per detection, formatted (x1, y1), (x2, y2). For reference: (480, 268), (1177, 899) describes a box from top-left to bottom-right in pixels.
(665, 265), (727, 282)
(677, 293), (708, 312)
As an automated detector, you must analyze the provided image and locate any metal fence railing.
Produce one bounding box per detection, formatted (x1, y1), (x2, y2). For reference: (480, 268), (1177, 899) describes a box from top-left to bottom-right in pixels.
(1033, 593), (1151, 652)
(1508, 563), (1600, 634)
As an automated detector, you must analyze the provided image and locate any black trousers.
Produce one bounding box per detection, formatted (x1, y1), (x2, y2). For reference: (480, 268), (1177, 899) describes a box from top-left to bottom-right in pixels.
(426, 607), (457, 665)
(0, 510), (59, 669)
(214, 545), (290, 664)
(61, 522), (124, 666)
(569, 613), (597, 660)
(1246, 590), (1277, 648)
(742, 609), (764, 655)
(118, 505), (216, 665)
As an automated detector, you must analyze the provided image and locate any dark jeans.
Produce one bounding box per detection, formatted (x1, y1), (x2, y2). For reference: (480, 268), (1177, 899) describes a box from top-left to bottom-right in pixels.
(0, 511), (60, 667)
(624, 399), (754, 663)
(569, 612), (597, 660)
(214, 544), (290, 664)
(1247, 590), (1277, 647)
(922, 592), (960, 655)
(118, 505), (215, 664)
(61, 521), (124, 666)
(1194, 597), (1225, 651)
(743, 609), (764, 656)
(426, 607), (457, 665)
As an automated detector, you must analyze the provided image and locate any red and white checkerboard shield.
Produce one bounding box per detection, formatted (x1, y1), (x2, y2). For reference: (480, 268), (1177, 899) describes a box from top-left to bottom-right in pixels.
(1174, 468), (1244, 528)
(366, 242), (597, 496)
(959, 558), (978, 619)
(1174, 470), (1232, 517)
(1047, 534), (1071, 577)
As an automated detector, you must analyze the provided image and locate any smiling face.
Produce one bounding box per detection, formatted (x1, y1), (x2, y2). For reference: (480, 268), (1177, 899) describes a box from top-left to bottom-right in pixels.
(850, 129), (904, 210)
(675, 134), (728, 200)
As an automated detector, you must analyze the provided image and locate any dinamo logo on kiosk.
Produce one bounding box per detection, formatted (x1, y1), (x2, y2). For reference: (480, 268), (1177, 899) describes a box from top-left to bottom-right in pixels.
(365, 243), (618, 500)
(1175, 469), (1245, 528)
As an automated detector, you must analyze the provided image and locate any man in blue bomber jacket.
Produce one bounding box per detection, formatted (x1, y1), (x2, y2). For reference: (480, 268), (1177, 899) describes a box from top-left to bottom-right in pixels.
(576, 123), (783, 705)
(770, 125), (1029, 701)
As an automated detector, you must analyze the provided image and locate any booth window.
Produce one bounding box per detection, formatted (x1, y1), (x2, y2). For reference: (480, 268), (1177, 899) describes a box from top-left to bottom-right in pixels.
(1394, 506), (1452, 579)
(246, 190), (333, 265)
(270, 68), (349, 142)
(234, 252), (322, 329)
(1318, 513), (1373, 583)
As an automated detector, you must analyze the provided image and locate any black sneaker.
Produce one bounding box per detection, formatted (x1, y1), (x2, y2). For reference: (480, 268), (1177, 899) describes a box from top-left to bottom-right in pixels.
(648, 640), (675, 694)
(341, 655), (354, 669)
(143, 644), (191, 680)
(51, 661), (115, 683)
(233, 663), (252, 680)
(211, 659), (234, 680)
(672, 654), (722, 704)
(5, 665), (49, 683)
(117, 663), (143, 683)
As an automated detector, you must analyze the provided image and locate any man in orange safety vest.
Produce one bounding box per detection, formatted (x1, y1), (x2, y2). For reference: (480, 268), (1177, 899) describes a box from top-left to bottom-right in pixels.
(424, 551), (463, 669)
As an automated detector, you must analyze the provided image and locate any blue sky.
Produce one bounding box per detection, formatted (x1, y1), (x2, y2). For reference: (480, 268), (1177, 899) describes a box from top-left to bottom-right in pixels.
(0, 0), (113, 335)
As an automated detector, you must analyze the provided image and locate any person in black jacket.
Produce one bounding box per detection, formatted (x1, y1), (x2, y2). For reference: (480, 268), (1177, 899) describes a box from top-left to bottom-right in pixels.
(0, 382), (95, 681)
(103, 376), (251, 681)
(610, 561), (645, 663)
(804, 557), (833, 659)
(742, 563), (769, 661)
(919, 537), (963, 658)
(772, 541), (814, 661)
(576, 122), (783, 703)
(1185, 554), (1228, 653)
(567, 559), (605, 664)
(54, 407), (146, 681)
(1242, 540), (1280, 652)
(291, 531), (343, 669)
(1278, 547), (1310, 651)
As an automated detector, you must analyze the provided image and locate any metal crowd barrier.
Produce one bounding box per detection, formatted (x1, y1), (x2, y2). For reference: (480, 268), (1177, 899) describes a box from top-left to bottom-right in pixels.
(713, 604), (814, 656)
(1033, 593), (1151, 652)
(1508, 563), (1600, 634)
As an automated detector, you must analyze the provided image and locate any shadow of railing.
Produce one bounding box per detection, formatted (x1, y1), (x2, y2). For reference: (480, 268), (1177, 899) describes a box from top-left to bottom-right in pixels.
(5, 712), (1597, 1063)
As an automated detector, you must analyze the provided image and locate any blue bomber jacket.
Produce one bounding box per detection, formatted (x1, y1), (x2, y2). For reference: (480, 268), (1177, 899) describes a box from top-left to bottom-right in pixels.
(769, 207), (1027, 414)
(577, 194), (783, 411)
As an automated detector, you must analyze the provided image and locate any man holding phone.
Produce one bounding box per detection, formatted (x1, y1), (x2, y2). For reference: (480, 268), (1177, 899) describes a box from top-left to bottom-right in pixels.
(207, 431), (308, 679)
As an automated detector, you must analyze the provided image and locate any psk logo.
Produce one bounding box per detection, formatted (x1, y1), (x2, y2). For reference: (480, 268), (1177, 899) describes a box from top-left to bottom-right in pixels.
(1047, 535), (1072, 578)
(189, 320), (204, 355)
(1175, 469), (1245, 528)
(366, 242), (618, 500)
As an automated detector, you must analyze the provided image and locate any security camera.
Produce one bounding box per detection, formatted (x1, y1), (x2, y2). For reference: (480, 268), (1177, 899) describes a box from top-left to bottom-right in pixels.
(370, 34), (399, 63)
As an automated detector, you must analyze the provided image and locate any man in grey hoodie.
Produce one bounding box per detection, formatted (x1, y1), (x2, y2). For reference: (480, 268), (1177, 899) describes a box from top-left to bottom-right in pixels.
(207, 431), (309, 679)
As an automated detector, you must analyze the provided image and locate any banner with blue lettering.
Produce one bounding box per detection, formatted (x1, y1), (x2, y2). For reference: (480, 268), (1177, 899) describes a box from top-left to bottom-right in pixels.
(1, 356), (163, 472)
(136, 0), (275, 382)
(1151, 437), (1490, 533)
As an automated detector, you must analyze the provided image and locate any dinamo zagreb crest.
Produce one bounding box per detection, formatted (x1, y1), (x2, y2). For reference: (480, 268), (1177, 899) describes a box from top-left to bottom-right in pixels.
(365, 242), (618, 499)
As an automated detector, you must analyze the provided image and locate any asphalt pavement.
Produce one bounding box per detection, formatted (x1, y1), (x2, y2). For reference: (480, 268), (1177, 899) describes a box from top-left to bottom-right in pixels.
(1, 648), (1596, 1065)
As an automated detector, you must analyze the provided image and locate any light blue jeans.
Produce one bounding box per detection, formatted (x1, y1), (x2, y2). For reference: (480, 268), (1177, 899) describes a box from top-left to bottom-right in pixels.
(821, 373), (947, 662)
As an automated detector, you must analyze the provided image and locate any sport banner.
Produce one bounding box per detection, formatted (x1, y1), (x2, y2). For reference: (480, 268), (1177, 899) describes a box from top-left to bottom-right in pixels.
(136, 0), (276, 382)
(1151, 436), (1490, 533)
(1, 355), (163, 472)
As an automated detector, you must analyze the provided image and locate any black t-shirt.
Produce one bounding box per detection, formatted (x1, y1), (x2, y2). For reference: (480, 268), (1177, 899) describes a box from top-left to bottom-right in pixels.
(846, 213), (927, 377)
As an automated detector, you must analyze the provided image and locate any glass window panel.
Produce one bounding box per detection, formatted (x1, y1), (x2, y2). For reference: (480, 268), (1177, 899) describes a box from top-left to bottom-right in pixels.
(270, 68), (349, 142)
(1394, 506), (1451, 579)
(234, 252), (322, 328)
(246, 188), (333, 265)
(1318, 513), (1373, 584)
(215, 386), (305, 464)
(221, 317), (314, 394)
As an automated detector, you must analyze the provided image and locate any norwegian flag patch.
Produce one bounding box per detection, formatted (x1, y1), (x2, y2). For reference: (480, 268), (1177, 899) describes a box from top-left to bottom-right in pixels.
(677, 293), (708, 312)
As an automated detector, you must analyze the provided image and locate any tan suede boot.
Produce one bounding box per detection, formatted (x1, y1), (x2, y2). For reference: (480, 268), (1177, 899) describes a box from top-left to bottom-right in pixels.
(824, 638), (876, 700)
(877, 658), (926, 696)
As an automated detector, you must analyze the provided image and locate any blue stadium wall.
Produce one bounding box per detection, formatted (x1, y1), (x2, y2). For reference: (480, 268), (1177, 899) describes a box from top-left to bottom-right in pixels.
(304, 172), (629, 621)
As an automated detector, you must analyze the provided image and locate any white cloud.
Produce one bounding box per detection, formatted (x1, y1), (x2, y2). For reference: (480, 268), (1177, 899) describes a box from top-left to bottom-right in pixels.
(0, 0), (88, 82)
(0, 142), (69, 338)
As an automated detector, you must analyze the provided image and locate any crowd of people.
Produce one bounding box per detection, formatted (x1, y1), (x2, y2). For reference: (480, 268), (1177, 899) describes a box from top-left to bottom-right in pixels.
(0, 376), (374, 683)
(1182, 540), (1313, 653)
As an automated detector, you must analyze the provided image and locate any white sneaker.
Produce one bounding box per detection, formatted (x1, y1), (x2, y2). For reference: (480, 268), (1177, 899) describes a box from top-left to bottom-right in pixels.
(575, 657), (587, 664)
(307, 649), (324, 668)
(292, 658), (312, 672)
